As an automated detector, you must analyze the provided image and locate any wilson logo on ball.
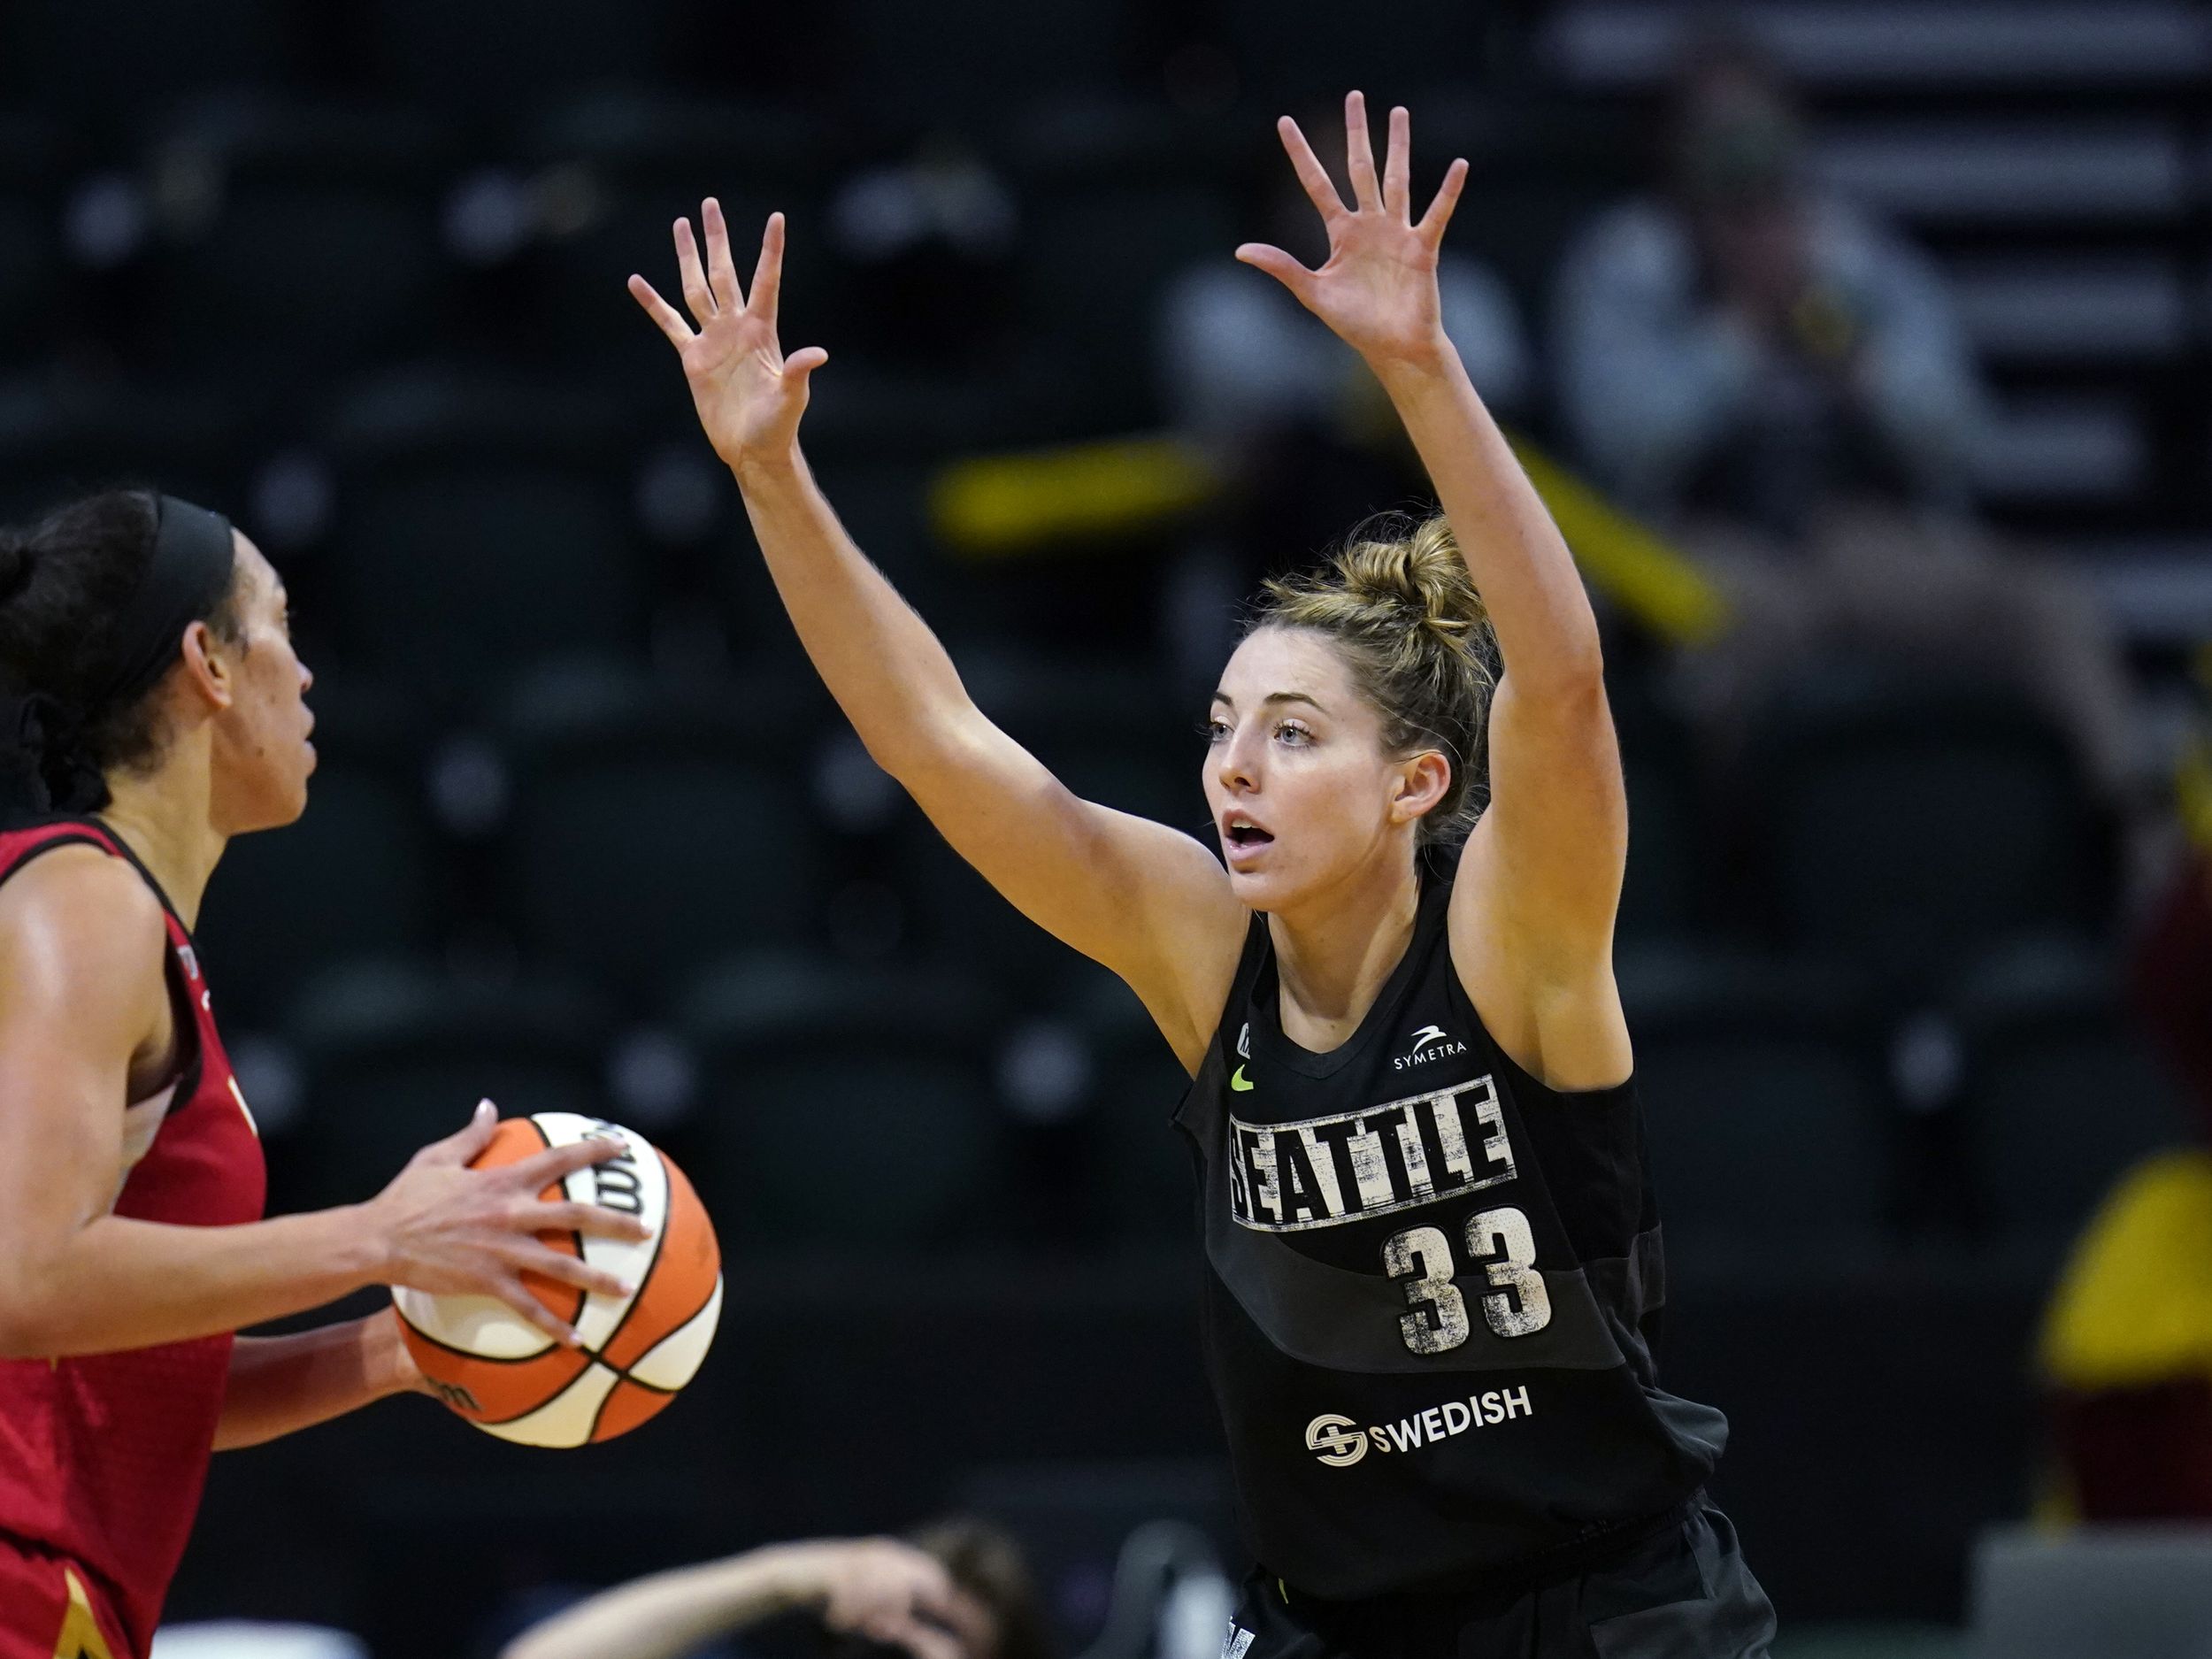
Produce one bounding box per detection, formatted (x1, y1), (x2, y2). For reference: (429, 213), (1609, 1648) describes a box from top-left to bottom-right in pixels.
(395, 1112), (723, 1448)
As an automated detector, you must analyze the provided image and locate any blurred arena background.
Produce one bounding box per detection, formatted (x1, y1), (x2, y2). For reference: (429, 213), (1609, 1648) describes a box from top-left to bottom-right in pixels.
(6, 1), (2212, 1655)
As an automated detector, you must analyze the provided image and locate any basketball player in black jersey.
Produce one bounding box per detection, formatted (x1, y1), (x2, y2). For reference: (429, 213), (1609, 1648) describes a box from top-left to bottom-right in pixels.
(631, 95), (1776, 1658)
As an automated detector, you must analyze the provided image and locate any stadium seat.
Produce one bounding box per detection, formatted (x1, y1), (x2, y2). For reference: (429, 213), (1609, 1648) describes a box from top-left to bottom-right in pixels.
(1217, 0), (1489, 108)
(970, 655), (1206, 835)
(719, 458), (966, 664)
(312, 370), (653, 695)
(832, 0), (1127, 130)
(1951, 937), (2189, 1247)
(275, 960), (616, 1214)
(1060, 973), (1201, 1245)
(0, 382), (242, 530)
(491, 658), (829, 1006)
(134, 101), (452, 397)
(883, 656), (1204, 1003)
(1611, 675), (1709, 943)
(511, 94), (826, 381)
(676, 950), (1006, 1248)
(1014, 173), (1233, 431)
(353, 0), (703, 125)
(0, 193), (57, 371)
(0, 1), (307, 127)
(1739, 672), (2108, 995)
(194, 680), (442, 1032)
(1619, 942), (1892, 1253)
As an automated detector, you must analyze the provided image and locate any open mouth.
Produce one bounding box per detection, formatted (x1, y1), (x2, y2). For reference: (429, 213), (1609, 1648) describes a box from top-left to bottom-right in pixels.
(1224, 815), (1275, 851)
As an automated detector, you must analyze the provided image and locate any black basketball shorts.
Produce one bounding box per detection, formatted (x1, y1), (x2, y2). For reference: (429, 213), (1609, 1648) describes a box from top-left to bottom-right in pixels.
(1221, 1503), (1776, 1659)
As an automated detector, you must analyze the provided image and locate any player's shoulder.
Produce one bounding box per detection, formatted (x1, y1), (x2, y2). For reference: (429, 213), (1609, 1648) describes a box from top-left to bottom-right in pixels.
(0, 840), (166, 963)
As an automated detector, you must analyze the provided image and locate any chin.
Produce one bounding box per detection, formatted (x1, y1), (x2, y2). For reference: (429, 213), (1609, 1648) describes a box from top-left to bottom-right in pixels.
(1225, 864), (1302, 913)
(240, 780), (311, 835)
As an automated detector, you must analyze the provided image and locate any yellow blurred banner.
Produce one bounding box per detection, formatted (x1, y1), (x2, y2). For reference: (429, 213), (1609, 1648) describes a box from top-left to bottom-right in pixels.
(1508, 440), (1732, 647)
(927, 430), (1732, 647)
(930, 435), (1219, 559)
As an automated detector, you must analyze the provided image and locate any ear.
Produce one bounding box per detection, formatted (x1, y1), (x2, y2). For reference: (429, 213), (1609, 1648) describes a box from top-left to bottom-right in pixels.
(1390, 750), (1452, 826)
(175, 620), (238, 716)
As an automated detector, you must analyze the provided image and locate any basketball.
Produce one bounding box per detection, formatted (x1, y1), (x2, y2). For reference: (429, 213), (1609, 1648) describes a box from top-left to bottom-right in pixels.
(393, 1113), (722, 1447)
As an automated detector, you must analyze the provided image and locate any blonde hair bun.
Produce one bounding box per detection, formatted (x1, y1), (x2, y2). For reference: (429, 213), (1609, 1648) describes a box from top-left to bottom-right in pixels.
(1332, 513), (1489, 645)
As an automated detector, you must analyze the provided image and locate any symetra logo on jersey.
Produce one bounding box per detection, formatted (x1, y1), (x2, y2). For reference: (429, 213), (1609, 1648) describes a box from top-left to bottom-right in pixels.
(1393, 1023), (1469, 1071)
(1227, 1075), (1515, 1233)
(1304, 1387), (1536, 1468)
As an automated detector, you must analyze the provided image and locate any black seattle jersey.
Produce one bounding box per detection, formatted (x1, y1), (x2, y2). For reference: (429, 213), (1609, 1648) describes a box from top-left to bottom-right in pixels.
(1172, 876), (1727, 1601)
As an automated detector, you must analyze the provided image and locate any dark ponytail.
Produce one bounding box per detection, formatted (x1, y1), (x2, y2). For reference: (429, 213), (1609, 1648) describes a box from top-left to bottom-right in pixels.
(0, 489), (241, 821)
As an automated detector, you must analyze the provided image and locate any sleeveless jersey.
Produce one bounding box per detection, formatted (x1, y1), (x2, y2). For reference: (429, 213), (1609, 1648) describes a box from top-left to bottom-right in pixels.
(1173, 876), (1727, 1601)
(0, 818), (266, 1659)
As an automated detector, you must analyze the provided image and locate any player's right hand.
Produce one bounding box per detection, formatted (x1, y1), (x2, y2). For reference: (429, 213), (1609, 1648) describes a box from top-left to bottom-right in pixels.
(364, 1101), (652, 1348)
(628, 199), (826, 473)
(780, 1538), (994, 1659)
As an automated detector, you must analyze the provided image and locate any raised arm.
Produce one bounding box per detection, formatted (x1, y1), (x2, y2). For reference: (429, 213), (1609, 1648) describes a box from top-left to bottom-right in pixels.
(630, 204), (1245, 1067)
(1239, 95), (1629, 1089)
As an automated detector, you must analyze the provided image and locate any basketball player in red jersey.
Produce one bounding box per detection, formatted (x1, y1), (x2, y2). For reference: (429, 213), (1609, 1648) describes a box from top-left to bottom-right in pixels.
(0, 491), (652, 1659)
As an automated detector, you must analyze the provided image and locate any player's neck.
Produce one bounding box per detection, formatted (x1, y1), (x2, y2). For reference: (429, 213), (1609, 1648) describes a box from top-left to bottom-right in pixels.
(1267, 856), (1422, 1054)
(97, 744), (226, 931)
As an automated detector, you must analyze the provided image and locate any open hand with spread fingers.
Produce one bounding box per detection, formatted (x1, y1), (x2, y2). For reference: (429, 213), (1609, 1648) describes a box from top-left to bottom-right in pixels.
(365, 1101), (653, 1349)
(1236, 91), (1469, 373)
(629, 199), (827, 472)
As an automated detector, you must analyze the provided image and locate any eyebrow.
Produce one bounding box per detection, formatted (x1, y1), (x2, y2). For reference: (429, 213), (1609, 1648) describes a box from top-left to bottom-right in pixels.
(1210, 690), (1331, 715)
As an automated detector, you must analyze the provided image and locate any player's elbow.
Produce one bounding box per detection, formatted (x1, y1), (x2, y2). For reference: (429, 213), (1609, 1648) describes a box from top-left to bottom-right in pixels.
(0, 1236), (73, 1359)
(0, 1279), (54, 1361)
(864, 703), (995, 795)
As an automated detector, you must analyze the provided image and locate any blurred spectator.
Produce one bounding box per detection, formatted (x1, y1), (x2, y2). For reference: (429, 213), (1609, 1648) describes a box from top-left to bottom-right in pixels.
(1679, 502), (2143, 807)
(1554, 32), (1983, 534)
(499, 1519), (1053, 1659)
(1552, 28), (2141, 809)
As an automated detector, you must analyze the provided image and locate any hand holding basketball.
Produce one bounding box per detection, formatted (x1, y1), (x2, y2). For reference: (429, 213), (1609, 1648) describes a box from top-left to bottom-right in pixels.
(1236, 91), (1469, 372)
(629, 199), (827, 472)
(363, 1101), (649, 1348)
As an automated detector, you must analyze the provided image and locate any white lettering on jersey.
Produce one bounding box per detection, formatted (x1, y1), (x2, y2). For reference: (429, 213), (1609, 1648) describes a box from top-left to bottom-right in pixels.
(1304, 1388), (1537, 1467)
(1227, 1076), (1515, 1233)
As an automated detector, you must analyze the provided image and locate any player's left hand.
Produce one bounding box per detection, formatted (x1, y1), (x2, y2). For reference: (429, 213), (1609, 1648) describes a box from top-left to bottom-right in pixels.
(628, 200), (827, 472)
(1236, 91), (1468, 372)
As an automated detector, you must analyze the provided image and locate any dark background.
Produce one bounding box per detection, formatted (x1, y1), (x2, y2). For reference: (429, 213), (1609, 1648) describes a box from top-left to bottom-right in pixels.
(4, 1), (2211, 1654)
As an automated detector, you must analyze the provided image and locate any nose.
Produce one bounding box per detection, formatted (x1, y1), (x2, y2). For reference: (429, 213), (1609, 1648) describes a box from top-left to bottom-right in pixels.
(298, 657), (314, 695)
(1215, 725), (1260, 798)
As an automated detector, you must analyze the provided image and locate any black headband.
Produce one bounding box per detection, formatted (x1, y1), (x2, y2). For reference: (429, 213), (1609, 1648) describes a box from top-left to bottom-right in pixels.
(0, 494), (238, 821)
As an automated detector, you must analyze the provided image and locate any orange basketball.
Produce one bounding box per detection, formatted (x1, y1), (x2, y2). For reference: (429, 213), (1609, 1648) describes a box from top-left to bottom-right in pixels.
(394, 1113), (723, 1447)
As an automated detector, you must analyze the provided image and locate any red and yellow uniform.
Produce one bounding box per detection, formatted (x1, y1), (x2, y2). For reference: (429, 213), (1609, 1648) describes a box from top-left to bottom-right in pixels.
(0, 820), (265, 1659)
